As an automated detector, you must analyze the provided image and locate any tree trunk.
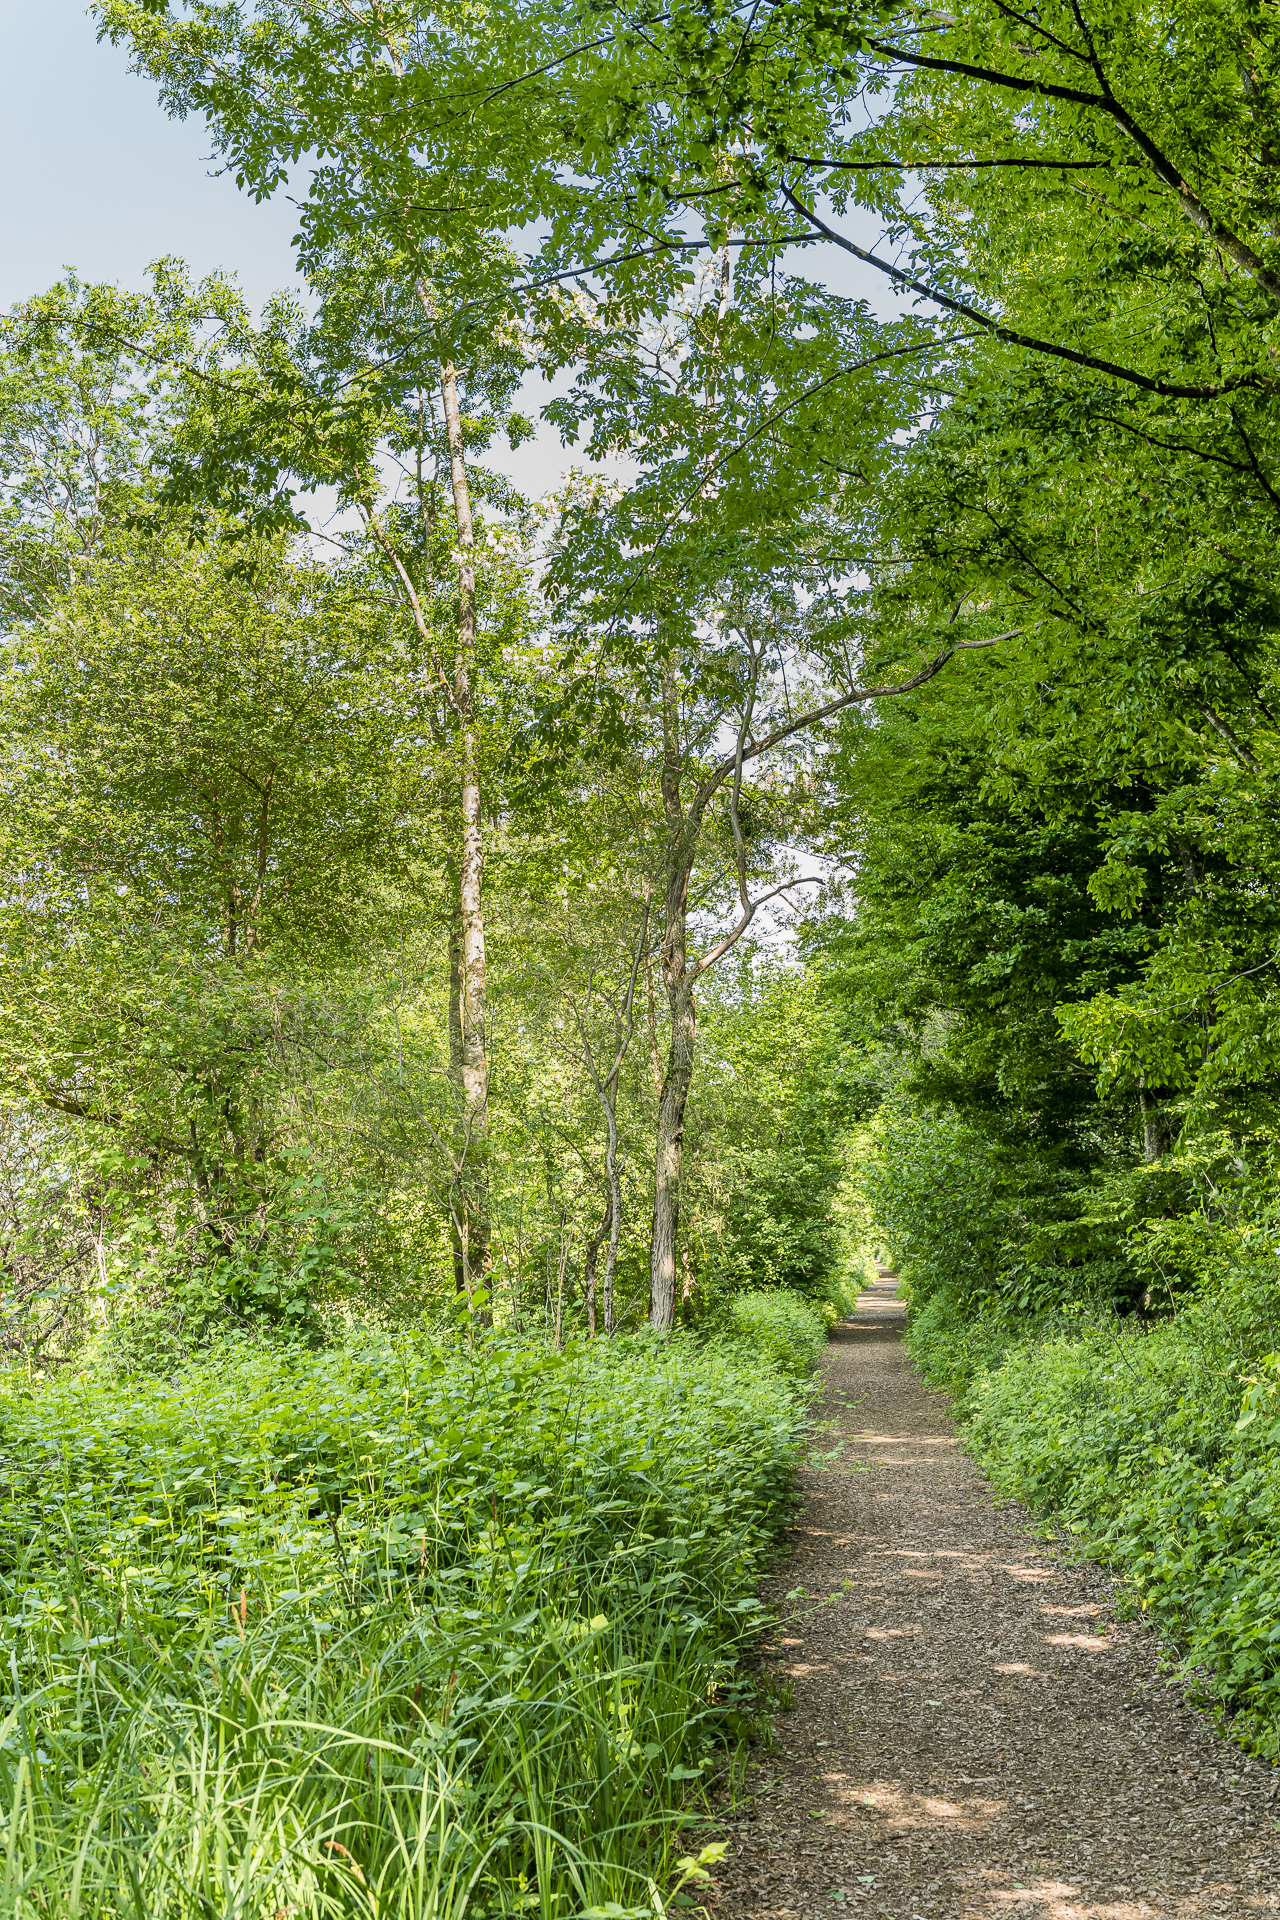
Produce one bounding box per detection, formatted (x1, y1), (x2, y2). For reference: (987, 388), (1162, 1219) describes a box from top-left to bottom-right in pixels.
(648, 669), (697, 1331)
(446, 880), (467, 1294)
(577, 902), (646, 1335)
(584, 1086), (625, 1335)
(649, 977), (695, 1329)
(602, 1092), (622, 1335)
(439, 358), (491, 1307)
(643, 947), (664, 1096)
(1138, 1078), (1169, 1162)
(582, 1193), (611, 1336)
(680, 1243), (695, 1304)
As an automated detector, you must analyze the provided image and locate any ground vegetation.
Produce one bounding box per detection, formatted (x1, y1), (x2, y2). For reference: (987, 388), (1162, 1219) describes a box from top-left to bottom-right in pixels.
(1, 0), (1280, 1899)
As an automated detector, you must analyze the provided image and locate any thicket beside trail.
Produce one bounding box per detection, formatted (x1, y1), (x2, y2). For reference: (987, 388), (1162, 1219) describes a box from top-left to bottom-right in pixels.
(0, 1292), (830, 1917)
(962, 1298), (1280, 1762)
(860, 1111), (1280, 1763)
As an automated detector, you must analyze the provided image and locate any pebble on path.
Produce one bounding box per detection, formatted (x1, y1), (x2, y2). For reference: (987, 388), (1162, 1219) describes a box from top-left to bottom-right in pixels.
(709, 1274), (1280, 1920)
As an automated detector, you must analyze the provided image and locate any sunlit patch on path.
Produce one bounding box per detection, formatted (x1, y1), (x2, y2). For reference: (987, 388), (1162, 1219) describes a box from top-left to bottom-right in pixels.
(708, 1272), (1280, 1919)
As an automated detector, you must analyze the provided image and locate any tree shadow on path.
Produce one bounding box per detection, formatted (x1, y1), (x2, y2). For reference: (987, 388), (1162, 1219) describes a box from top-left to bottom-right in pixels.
(708, 1273), (1280, 1920)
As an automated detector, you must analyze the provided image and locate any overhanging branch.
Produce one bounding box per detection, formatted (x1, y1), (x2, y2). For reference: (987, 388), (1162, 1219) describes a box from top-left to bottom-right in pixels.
(698, 627), (1020, 810)
(779, 188), (1268, 399)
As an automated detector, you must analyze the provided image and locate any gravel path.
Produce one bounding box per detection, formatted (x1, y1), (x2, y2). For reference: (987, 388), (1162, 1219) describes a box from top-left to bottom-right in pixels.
(710, 1274), (1280, 1919)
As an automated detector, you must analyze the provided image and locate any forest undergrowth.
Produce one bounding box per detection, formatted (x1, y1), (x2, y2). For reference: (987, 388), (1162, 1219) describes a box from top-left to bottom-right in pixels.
(0, 1291), (827, 1918)
(964, 1288), (1280, 1762)
(863, 1103), (1280, 1767)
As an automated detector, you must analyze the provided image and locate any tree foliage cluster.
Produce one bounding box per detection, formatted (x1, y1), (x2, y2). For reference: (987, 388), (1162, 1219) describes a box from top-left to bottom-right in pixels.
(0, 259), (856, 1358)
(0, 0), (1272, 1440)
(2, 0), (1277, 1355)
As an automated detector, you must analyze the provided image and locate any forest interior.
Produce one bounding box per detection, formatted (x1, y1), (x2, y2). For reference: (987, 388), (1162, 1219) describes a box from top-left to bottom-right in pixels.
(4, 0), (1280, 1913)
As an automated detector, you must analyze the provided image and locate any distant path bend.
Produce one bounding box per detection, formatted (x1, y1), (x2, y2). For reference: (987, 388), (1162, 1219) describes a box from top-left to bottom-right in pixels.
(712, 1273), (1280, 1919)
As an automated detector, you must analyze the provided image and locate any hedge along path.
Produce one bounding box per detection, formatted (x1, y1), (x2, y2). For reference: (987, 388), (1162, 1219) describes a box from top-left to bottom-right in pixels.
(709, 1273), (1280, 1920)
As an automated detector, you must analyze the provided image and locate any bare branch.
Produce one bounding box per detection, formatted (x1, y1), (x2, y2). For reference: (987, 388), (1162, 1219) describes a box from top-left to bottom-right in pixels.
(363, 510), (461, 718)
(785, 150), (1118, 171)
(1202, 704), (1261, 770)
(695, 629), (1021, 814)
(863, 34), (1280, 304)
(691, 876), (825, 980)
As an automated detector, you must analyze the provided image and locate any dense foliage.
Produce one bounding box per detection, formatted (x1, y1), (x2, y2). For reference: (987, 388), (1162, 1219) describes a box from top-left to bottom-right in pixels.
(0, 1313), (820, 1915)
(969, 1271), (1280, 1759)
(4, 0), (1280, 1883)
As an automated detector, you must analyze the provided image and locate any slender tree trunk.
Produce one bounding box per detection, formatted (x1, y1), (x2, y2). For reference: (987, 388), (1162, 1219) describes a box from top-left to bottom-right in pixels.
(577, 902), (647, 1335)
(649, 671), (696, 1330)
(649, 977), (696, 1329)
(644, 949), (664, 1096)
(1138, 1078), (1169, 1162)
(446, 878), (467, 1294)
(649, 233), (742, 1329)
(553, 1231), (567, 1351)
(680, 1243), (696, 1304)
(439, 358), (491, 1304)
(582, 1193), (611, 1336)
(583, 1090), (625, 1335)
(602, 1094), (622, 1335)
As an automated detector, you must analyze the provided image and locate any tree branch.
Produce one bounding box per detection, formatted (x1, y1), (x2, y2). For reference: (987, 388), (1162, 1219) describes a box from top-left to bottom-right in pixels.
(728, 633), (767, 916)
(863, 36), (1280, 304)
(1202, 704), (1261, 770)
(784, 150), (1118, 171)
(696, 628), (1021, 813)
(691, 875), (824, 980)
(363, 510), (462, 719)
(779, 187), (1269, 398)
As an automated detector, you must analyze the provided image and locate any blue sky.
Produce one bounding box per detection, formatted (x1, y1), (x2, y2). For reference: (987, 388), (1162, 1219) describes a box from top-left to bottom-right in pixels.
(0, 1), (588, 490)
(13, 1), (631, 496)
(0, 1), (302, 314)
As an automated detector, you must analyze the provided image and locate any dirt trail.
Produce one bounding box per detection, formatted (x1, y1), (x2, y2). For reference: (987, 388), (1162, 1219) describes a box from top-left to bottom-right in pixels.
(711, 1274), (1280, 1919)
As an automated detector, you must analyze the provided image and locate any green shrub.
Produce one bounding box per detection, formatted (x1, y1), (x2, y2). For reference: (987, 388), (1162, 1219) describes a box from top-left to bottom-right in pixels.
(858, 1100), (1137, 1359)
(902, 1290), (1031, 1410)
(819, 1270), (864, 1321)
(720, 1289), (828, 1379)
(0, 1326), (805, 1915)
(967, 1280), (1280, 1759)
(876, 1104), (1280, 1759)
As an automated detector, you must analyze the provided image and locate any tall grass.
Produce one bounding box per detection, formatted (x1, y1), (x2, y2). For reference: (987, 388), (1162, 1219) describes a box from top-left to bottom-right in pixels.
(0, 1323), (807, 1916)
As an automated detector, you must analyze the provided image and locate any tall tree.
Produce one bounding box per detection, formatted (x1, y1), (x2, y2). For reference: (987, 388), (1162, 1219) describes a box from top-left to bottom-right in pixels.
(99, 0), (549, 1300)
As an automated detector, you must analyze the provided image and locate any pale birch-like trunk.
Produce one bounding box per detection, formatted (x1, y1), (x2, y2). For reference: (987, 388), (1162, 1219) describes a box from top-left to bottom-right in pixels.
(582, 1192), (609, 1337)
(649, 675), (697, 1331)
(439, 358), (491, 1300)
